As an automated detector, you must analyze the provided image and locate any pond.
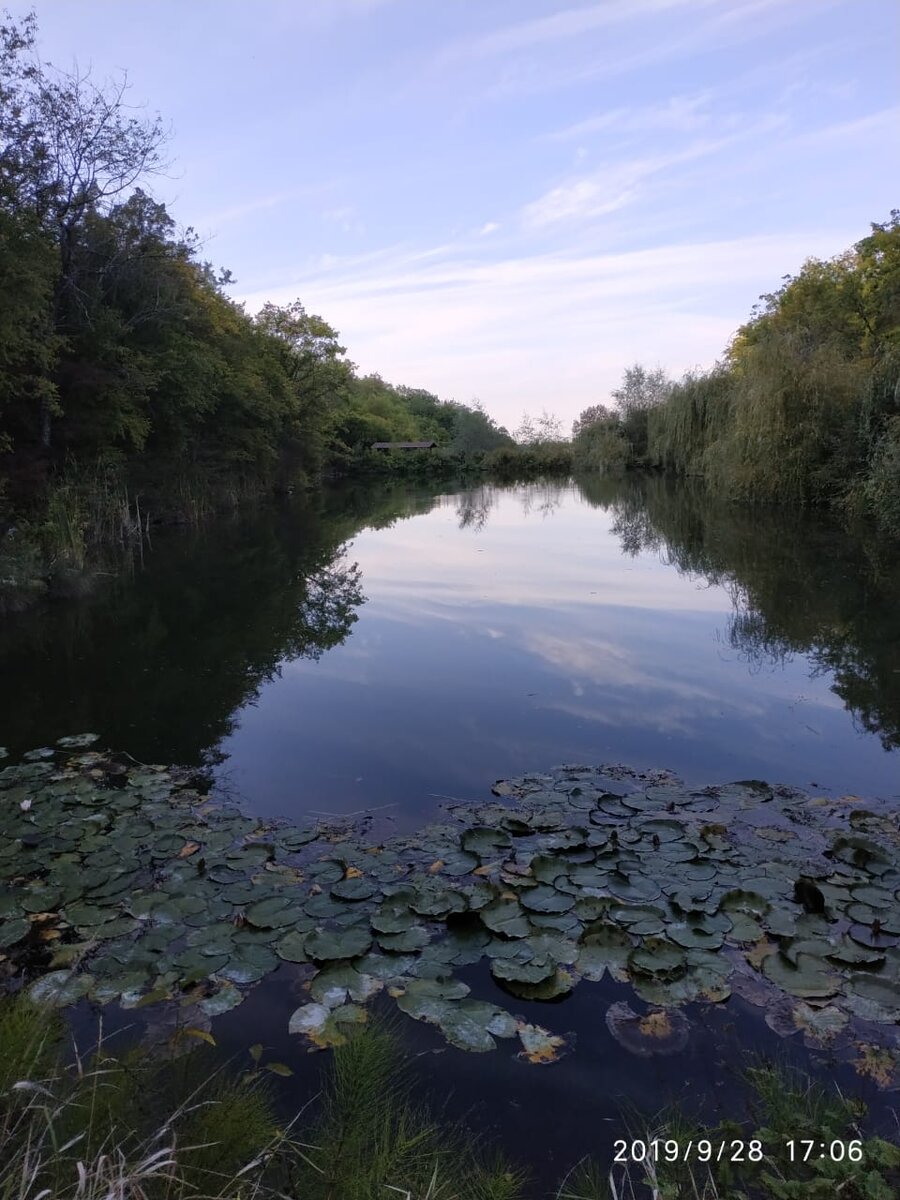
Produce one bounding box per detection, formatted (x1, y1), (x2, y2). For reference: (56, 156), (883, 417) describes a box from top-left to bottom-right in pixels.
(2, 473), (899, 1185)
(3, 474), (899, 819)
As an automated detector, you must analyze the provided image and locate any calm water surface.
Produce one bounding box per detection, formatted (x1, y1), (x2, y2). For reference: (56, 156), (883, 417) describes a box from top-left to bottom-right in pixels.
(3, 474), (899, 820)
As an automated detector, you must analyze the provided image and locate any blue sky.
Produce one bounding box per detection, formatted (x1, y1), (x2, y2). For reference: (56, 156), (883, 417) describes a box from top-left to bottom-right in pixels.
(28, 0), (900, 430)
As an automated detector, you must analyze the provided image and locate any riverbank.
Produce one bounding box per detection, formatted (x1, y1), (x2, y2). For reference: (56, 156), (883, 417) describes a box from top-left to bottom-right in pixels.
(3, 991), (897, 1200)
(2, 741), (899, 1195)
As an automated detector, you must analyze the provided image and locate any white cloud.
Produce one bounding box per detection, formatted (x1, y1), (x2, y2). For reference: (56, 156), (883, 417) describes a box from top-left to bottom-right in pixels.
(792, 105), (900, 147)
(235, 227), (856, 427)
(521, 138), (736, 229)
(548, 93), (715, 141)
(459, 0), (715, 58)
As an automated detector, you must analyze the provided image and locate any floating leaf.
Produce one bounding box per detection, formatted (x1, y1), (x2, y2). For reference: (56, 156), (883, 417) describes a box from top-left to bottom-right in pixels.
(516, 1022), (567, 1065)
(606, 1002), (689, 1057)
(29, 970), (93, 1006)
(519, 884), (575, 914)
(305, 926), (372, 962)
(480, 898), (530, 938)
(56, 735), (101, 750)
(762, 951), (839, 999)
(274, 930), (309, 962)
(199, 984), (244, 1016)
(331, 877), (378, 902)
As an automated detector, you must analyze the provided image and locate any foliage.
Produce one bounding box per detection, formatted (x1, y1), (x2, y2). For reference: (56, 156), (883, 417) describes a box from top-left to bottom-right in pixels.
(629, 214), (900, 535)
(0, 12), (513, 589)
(0, 994), (525, 1200)
(571, 408), (630, 472)
(293, 1020), (527, 1199)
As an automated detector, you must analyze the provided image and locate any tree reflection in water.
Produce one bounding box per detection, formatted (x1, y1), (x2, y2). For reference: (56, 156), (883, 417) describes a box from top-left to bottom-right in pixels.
(575, 473), (900, 751)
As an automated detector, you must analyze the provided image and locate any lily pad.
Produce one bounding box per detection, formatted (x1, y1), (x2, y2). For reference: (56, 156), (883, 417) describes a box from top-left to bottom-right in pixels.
(306, 926), (373, 961)
(761, 951), (839, 999)
(606, 1001), (689, 1057)
(29, 970), (94, 1006)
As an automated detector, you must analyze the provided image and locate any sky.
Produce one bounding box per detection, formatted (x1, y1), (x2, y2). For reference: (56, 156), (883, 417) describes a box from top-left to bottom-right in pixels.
(25, 0), (900, 432)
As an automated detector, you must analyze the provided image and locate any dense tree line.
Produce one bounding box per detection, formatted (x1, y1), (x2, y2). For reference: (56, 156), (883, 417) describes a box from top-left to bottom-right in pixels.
(0, 13), (509, 575)
(572, 215), (900, 535)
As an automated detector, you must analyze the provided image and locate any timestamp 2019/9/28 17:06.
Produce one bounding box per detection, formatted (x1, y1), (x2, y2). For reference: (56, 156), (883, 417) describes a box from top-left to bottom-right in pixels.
(612, 1138), (865, 1164)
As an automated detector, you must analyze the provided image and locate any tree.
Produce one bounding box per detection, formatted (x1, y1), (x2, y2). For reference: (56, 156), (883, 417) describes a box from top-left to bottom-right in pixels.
(612, 365), (672, 415)
(612, 364), (672, 459)
(516, 409), (564, 444)
(572, 403), (616, 439)
(0, 13), (170, 447)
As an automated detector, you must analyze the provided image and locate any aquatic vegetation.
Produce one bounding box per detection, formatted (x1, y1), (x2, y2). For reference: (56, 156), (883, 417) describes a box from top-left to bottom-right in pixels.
(0, 992), (524, 1200)
(1, 742), (899, 1084)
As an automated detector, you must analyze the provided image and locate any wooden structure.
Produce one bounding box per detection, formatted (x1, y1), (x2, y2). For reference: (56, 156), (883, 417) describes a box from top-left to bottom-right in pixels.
(370, 440), (437, 451)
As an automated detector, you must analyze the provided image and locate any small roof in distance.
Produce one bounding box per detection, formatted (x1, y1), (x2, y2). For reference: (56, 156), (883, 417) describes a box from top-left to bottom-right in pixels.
(371, 440), (437, 449)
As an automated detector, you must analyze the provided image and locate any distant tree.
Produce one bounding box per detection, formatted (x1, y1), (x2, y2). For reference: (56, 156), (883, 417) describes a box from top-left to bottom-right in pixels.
(612, 365), (672, 415)
(516, 409), (564, 444)
(612, 364), (672, 459)
(572, 403), (617, 439)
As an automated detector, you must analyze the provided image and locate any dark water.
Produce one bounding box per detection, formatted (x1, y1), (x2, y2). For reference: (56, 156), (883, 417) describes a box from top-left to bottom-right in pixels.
(4, 474), (899, 817)
(4, 474), (900, 1181)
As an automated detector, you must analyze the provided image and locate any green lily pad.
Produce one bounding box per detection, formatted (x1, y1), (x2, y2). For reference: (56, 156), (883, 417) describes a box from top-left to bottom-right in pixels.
(376, 926), (430, 953)
(0, 917), (29, 948)
(29, 970), (94, 1006)
(199, 984), (245, 1016)
(491, 956), (556, 985)
(761, 951), (839, 999)
(577, 923), (632, 981)
(628, 938), (687, 980)
(306, 926), (373, 961)
(275, 930), (310, 962)
(480, 899), (530, 938)
(218, 944), (278, 984)
(394, 976), (470, 1020)
(244, 896), (297, 929)
(435, 1000), (518, 1052)
(331, 877), (378, 902)
(608, 872), (660, 903)
(461, 827), (512, 856)
(519, 885), (575, 914)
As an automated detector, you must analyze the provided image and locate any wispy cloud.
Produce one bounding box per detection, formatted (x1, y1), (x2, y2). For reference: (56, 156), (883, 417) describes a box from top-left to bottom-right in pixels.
(470, 0), (835, 101)
(792, 104), (900, 147)
(458, 0), (716, 58)
(520, 138), (737, 229)
(235, 226), (855, 423)
(548, 93), (715, 141)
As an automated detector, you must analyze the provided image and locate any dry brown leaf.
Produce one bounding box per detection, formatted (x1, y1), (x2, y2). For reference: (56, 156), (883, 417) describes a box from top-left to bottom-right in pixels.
(853, 1043), (898, 1089)
(344, 866), (363, 879)
(178, 841), (201, 858)
(745, 938), (777, 970)
(638, 1011), (673, 1039)
(428, 860), (445, 874)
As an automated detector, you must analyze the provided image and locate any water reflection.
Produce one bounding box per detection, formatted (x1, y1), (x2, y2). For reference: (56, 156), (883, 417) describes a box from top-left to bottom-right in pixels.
(0, 495), (373, 762)
(576, 474), (900, 753)
(0, 474), (897, 821)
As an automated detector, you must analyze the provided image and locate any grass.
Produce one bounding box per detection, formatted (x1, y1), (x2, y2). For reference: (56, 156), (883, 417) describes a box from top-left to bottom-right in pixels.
(1, 992), (897, 1200)
(550, 1056), (900, 1200)
(0, 994), (525, 1200)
